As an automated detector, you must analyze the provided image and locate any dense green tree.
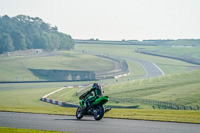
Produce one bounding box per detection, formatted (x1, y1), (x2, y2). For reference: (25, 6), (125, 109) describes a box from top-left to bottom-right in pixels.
(32, 35), (45, 49)
(0, 15), (14, 33)
(0, 15), (75, 53)
(11, 30), (26, 50)
(0, 33), (15, 54)
(25, 38), (33, 49)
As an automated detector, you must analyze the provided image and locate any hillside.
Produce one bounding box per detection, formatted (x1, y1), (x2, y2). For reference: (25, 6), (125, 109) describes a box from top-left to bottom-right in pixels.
(136, 45), (200, 65)
(103, 69), (200, 108)
(46, 69), (200, 109)
(0, 51), (115, 82)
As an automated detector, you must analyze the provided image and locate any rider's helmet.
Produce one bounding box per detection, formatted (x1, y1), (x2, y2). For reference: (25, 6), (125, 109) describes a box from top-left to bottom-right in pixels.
(93, 83), (98, 88)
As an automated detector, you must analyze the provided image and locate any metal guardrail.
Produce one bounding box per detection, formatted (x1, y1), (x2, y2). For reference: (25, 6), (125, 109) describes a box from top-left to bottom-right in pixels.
(75, 50), (130, 80)
(110, 97), (200, 110)
(136, 49), (200, 65)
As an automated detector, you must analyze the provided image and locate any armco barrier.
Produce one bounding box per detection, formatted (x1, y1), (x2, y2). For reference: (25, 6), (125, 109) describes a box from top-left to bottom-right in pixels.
(40, 85), (84, 107)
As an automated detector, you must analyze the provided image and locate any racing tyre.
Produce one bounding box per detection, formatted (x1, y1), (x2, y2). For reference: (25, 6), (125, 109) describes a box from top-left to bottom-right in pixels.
(93, 105), (104, 121)
(76, 107), (83, 119)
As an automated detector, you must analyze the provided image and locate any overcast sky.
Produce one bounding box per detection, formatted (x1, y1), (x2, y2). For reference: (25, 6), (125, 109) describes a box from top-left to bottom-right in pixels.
(0, 0), (200, 40)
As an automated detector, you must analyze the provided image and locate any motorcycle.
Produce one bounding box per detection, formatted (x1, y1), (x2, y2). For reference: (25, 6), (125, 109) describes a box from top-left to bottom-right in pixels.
(76, 92), (111, 121)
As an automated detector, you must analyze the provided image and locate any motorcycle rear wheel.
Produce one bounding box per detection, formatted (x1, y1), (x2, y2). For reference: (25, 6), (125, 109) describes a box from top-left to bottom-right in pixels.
(76, 107), (83, 119)
(93, 105), (104, 120)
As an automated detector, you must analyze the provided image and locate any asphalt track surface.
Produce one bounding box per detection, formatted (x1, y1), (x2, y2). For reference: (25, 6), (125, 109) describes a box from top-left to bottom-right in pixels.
(122, 56), (165, 78)
(1, 112), (200, 133)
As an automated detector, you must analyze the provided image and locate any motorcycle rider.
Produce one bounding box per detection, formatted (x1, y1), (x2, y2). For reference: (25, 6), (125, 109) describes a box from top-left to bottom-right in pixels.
(84, 83), (104, 110)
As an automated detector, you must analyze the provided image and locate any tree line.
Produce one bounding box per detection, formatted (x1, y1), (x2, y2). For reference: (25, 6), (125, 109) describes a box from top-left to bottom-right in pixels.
(0, 15), (74, 54)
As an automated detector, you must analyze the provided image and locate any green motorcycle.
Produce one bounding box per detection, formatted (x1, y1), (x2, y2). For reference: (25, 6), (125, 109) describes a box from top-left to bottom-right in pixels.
(76, 92), (111, 121)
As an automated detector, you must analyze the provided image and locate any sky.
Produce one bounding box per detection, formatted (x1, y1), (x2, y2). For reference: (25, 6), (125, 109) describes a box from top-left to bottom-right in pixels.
(0, 0), (200, 40)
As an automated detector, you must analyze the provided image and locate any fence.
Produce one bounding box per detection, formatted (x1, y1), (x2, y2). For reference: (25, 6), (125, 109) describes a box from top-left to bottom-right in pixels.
(152, 105), (200, 110)
(136, 49), (200, 65)
(110, 97), (200, 110)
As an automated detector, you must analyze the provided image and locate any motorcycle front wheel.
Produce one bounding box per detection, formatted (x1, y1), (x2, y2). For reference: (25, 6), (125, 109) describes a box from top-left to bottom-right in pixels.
(93, 105), (104, 121)
(76, 107), (83, 119)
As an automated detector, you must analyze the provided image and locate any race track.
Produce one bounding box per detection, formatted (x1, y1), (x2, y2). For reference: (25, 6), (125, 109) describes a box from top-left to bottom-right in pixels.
(1, 112), (200, 133)
(123, 56), (165, 78)
(84, 51), (165, 79)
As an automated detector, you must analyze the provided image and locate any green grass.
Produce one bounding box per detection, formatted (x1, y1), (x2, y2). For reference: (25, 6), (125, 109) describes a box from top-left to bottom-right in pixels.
(0, 106), (76, 116)
(0, 85), (57, 107)
(139, 45), (200, 61)
(1, 44), (198, 82)
(21, 51), (114, 72)
(102, 70), (200, 107)
(97, 59), (147, 83)
(0, 43), (200, 124)
(192, 53), (200, 59)
(105, 109), (200, 123)
(45, 65), (200, 108)
(0, 127), (69, 133)
(156, 64), (188, 74)
(0, 82), (200, 123)
(48, 87), (80, 104)
(75, 44), (199, 75)
(162, 46), (200, 57)
(123, 60), (146, 79)
(0, 82), (90, 108)
(0, 83), (82, 119)
(140, 46), (200, 56)
(0, 51), (114, 81)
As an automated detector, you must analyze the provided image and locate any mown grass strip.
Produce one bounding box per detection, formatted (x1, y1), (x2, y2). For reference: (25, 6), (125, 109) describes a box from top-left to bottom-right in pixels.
(0, 107), (76, 116)
(1, 107), (200, 124)
(103, 69), (200, 107)
(105, 109), (200, 124)
(0, 127), (69, 133)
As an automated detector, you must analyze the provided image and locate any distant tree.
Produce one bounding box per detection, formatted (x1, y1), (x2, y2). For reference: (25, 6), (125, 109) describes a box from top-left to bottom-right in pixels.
(0, 33), (14, 54)
(51, 26), (58, 31)
(11, 30), (26, 50)
(33, 35), (45, 49)
(41, 32), (51, 50)
(0, 14), (75, 53)
(25, 38), (33, 49)
(40, 22), (51, 32)
(0, 15), (14, 33)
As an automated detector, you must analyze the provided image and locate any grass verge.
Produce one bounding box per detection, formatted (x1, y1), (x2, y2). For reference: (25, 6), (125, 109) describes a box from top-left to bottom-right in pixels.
(0, 106), (76, 116)
(103, 69), (200, 107)
(0, 127), (69, 133)
(0, 106), (200, 124)
(105, 109), (200, 124)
